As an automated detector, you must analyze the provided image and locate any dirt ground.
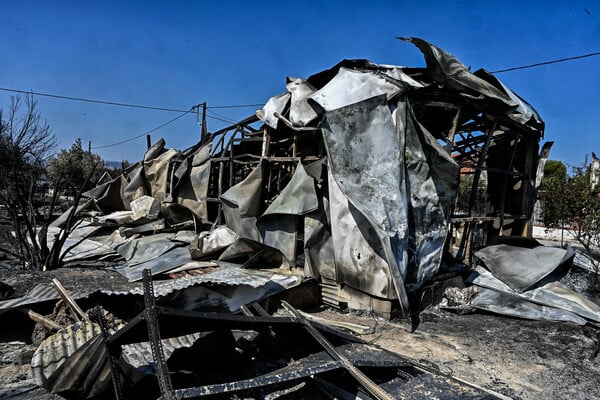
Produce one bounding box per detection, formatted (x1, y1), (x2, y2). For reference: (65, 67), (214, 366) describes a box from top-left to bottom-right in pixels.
(321, 308), (600, 399)
(0, 265), (599, 400)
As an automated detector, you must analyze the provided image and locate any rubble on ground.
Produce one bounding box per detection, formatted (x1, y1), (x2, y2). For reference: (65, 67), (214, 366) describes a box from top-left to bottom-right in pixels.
(0, 37), (599, 399)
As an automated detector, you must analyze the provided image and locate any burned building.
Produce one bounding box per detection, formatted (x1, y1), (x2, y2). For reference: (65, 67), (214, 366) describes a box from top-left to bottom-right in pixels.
(6, 37), (600, 400)
(70, 37), (549, 316)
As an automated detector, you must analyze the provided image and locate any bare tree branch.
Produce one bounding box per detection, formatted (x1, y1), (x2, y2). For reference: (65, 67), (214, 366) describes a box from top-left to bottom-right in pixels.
(0, 94), (56, 270)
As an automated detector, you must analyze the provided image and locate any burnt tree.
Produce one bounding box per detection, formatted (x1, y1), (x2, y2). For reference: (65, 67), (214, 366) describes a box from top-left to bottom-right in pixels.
(0, 95), (55, 269)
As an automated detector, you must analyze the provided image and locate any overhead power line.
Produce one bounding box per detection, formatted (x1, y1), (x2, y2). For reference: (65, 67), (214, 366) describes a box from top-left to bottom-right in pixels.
(491, 51), (600, 73)
(9, 48), (598, 151)
(0, 86), (259, 150)
(3, 48), (599, 116)
(92, 105), (250, 150)
(91, 108), (193, 149)
(0, 87), (263, 112)
(206, 108), (237, 125)
(208, 103), (264, 109)
(0, 87), (191, 113)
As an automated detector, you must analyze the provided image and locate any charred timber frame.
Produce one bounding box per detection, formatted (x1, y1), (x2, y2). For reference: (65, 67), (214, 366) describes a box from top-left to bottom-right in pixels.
(196, 87), (540, 267)
(410, 91), (541, 263)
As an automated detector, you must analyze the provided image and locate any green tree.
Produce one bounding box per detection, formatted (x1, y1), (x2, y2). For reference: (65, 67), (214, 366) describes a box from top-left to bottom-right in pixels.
(541, 160), (568, 233)
(48, 138), (105, 197)
(542, 160), (567, 186)
(543, 160), (600, 276)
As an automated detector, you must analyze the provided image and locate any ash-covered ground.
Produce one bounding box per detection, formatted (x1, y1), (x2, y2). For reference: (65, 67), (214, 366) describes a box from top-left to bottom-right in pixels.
(0, 263), (599, 400)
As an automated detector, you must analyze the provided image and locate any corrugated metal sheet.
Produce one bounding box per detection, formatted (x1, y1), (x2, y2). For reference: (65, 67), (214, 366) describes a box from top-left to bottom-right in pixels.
(31, 320), (101, 386)
(0, 284), (90, 313)
(122, 332), (203, 368)
(0, 264), (301, 312)
(103, 263), (301, 298)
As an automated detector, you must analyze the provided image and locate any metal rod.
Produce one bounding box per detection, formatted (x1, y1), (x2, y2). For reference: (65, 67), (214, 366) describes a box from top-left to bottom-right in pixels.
(280, 301), (395, 400)
(142, 269), (176, 400)
(96, 305), (126, 400)
(229, 135), (234, 188)
(216, 161), (224, 225)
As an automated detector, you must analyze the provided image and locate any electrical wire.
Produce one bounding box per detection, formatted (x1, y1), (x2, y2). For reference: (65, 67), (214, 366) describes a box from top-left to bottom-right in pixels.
(91, 108), (242, 150)
(91, 108), (193, 149)
(491, 51), (600, 73)
(206, 113), (239, 123)
(208, 103), (263, 109)
(3, 47), (600, 115)
(0, 87), (250, 149)
(7, 49), (598, 151)
(0, 87), (191, 113)
(0, 86), (262, 111)
(206, 109), (237, 124)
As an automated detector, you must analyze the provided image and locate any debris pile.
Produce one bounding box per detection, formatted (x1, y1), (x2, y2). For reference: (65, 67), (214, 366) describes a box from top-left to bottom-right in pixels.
(469, 239), (600, 325)
(38, 37), (547, 313)
(23, 273), (506, 399)
(0, 37), (598, 399)
(438, 237), (600, 325)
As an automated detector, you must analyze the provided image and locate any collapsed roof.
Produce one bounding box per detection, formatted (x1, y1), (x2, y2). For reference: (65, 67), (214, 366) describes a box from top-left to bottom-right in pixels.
(64, 37), (546, 314)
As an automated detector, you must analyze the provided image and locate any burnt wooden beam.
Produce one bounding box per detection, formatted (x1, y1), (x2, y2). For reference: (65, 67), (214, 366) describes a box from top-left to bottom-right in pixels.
(468, 119), (497, 217)
(497, 134), (522, 235)
(445, 106), (462, 153)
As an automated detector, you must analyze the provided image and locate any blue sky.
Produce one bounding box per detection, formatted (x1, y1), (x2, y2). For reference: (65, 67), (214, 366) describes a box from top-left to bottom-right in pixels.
(1, 1), (598, 167)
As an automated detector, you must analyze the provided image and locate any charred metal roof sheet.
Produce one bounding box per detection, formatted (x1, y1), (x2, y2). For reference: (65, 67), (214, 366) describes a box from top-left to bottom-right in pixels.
(0, 264), (301, 313)
(0, 283), (90, 313)
(104, 263), (301, 297)
(468, 266), (600, 323)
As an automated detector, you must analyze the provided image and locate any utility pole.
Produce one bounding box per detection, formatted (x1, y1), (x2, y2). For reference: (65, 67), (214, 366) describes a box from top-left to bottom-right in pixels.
(197, 102), (208, 144)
